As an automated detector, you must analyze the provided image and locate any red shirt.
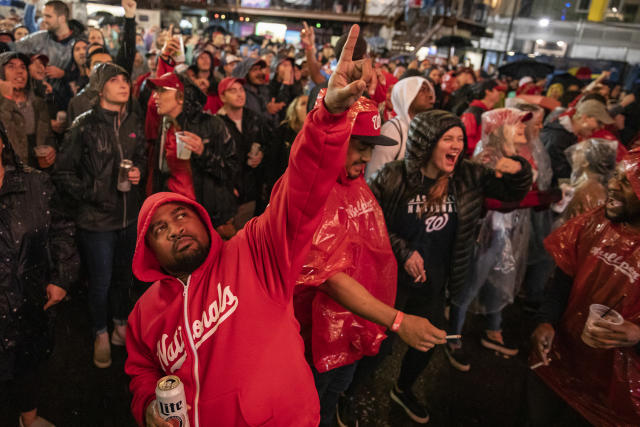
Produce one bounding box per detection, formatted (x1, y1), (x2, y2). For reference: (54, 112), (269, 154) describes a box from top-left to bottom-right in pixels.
(460, 100), (489, 157)
(164, 126), (196, 201)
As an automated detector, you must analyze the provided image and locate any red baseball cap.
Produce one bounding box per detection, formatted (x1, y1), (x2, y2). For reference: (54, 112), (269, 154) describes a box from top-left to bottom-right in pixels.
(218, 77), (246, 98)
(351, 98), (397, 146)
(30, 53), (49, 66)
(148, 72), (184, 91)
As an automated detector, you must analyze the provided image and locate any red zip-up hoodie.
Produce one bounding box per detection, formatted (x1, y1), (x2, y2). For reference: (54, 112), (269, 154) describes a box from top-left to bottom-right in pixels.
(125, 101), (351, 427)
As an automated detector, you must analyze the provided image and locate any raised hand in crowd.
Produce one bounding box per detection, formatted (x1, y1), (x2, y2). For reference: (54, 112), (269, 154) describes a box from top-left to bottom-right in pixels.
(122, 0), (137, 18)
(267, 97), (286, 114)
(324, 24), (374, 114)
(300, 20), (315, 50)
(45, 65), (65, 79)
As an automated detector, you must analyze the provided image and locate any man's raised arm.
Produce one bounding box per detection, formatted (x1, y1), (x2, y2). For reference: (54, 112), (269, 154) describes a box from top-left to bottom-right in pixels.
(246, 24), (375, 301)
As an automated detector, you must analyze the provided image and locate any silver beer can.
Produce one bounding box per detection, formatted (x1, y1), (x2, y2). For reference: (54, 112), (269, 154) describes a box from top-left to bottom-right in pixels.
(156, 375), (190, 427)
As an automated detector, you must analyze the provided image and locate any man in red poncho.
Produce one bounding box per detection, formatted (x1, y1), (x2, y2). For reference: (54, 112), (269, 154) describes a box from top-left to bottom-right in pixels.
(529, 147), (640, 426)
(294, 96), (446, 427)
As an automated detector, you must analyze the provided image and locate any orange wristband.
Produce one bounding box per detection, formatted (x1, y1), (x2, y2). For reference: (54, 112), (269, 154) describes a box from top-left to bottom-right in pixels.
(391, 311), (404, 332)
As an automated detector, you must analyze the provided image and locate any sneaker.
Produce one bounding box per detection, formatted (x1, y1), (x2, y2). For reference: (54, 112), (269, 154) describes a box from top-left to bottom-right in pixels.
(389, 384), (429, 424)
(336, 394), (358, 427)
(481, 330), (519, 357)
(93, 333), (112, 368)
(444, 344), (471, 372)
(111, 325), (126, 346)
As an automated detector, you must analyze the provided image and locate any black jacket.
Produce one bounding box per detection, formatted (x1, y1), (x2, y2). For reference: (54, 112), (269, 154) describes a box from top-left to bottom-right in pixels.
(369, 157), (532, 301)
(0, 162), (79, 380)
(220, 107), (273, 209)
(152, 76), (239, 228)
(540, 120), (577, 184)
(53, 103), (147, 231)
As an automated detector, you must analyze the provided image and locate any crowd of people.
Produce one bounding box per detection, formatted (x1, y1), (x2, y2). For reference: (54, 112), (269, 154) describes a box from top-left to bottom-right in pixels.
(0, 1), (639, 426)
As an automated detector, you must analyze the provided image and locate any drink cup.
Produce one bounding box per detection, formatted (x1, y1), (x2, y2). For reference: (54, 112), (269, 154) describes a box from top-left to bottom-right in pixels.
(117, 159), (133, 192)
(581, 303), (624, 348)
(34, 145), (53, 168)
(175, 132), (191, 160)
(174, 35), (186, 63)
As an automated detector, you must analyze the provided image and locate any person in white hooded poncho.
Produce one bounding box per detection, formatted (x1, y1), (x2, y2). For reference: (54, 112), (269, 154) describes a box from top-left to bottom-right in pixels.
(365, 76), (434, 180)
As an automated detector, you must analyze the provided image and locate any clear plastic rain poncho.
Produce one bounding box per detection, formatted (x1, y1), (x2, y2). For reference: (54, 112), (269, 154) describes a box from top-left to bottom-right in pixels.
(505, 98), (553, 191)
(553, 138), (617, 227)
(466, 108), (534, 314)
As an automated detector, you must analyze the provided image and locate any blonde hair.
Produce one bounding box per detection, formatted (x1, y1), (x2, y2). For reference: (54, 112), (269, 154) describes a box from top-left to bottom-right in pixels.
(283, 95), (307, 132)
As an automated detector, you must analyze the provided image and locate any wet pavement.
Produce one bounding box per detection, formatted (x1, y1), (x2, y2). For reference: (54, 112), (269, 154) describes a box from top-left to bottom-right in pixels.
(2, 286), (557, 427)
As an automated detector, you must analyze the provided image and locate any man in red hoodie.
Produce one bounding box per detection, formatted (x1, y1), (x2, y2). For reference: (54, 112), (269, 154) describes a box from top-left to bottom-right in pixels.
(125, 25), (377, 427)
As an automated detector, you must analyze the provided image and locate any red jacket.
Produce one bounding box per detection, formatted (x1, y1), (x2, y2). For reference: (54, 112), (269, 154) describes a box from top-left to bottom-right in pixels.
(125, 101), (351, 427)
(461, 100), (489, 157)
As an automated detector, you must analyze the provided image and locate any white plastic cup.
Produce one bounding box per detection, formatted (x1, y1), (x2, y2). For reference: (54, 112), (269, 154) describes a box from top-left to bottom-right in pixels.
(581, 303), (624, 348)
(175, 132), (191, 160)
(117, 159), (133, 192)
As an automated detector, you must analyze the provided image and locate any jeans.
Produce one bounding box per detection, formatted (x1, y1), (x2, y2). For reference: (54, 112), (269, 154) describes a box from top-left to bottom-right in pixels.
(77, 224), (137, 336)
(313, 362), (359, 426)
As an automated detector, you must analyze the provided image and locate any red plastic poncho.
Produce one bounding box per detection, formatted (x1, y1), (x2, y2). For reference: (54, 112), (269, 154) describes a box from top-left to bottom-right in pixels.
(540, 207), (640, 426)
(294, 172), (397, 373)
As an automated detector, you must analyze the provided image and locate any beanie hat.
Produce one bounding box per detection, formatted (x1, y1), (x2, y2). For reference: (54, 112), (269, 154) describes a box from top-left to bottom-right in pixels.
(93, 62), (129, 93)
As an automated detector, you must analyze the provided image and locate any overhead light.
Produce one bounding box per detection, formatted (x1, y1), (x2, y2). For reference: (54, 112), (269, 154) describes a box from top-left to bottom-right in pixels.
(239, 16), (244, 21)
(507, 51), (515, 56)
(214, 13), (219, 18)
(221, 14), (226, 19)
(612, 7), (618, 12)
(538, 18), (550, 27)
(200, 16), (208, 23)
(557, 40), (566, 47)
(246, 17), (250, 21)
(536, 39), (544, 45)
(179, 19), (192, 29)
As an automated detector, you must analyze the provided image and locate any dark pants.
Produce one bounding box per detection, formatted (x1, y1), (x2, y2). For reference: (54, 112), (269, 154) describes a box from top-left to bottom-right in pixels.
(77, 224), (137, 336)
(313, 362), (359, 426)
(396, 275), (447, 391)
(523, 371), (590, 427)
(0, 356), (41, 418)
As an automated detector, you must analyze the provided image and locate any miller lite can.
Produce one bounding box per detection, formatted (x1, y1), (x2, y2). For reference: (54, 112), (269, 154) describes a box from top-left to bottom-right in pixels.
(156, 375), (190, 427)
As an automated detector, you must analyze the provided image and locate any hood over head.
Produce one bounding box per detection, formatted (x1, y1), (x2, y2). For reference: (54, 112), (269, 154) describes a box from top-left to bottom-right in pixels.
(231, 57), (267, 79)
(133, 192), (222, 284)
(391, 76), (432, 123)
(621, 147), (640, 201)
(93, 62), (129, 93)
(405, 109), (467, 183)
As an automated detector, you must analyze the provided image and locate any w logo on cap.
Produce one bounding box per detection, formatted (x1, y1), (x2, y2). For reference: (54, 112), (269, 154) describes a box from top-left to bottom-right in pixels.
(371, 114), (381, 130)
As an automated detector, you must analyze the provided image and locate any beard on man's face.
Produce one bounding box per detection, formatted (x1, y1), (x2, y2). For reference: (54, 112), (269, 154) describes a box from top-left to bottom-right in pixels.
(165, 240), (210, 277)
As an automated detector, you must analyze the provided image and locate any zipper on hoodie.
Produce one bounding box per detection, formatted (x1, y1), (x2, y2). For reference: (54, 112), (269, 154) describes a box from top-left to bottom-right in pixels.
(182, 276), (200, 427)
